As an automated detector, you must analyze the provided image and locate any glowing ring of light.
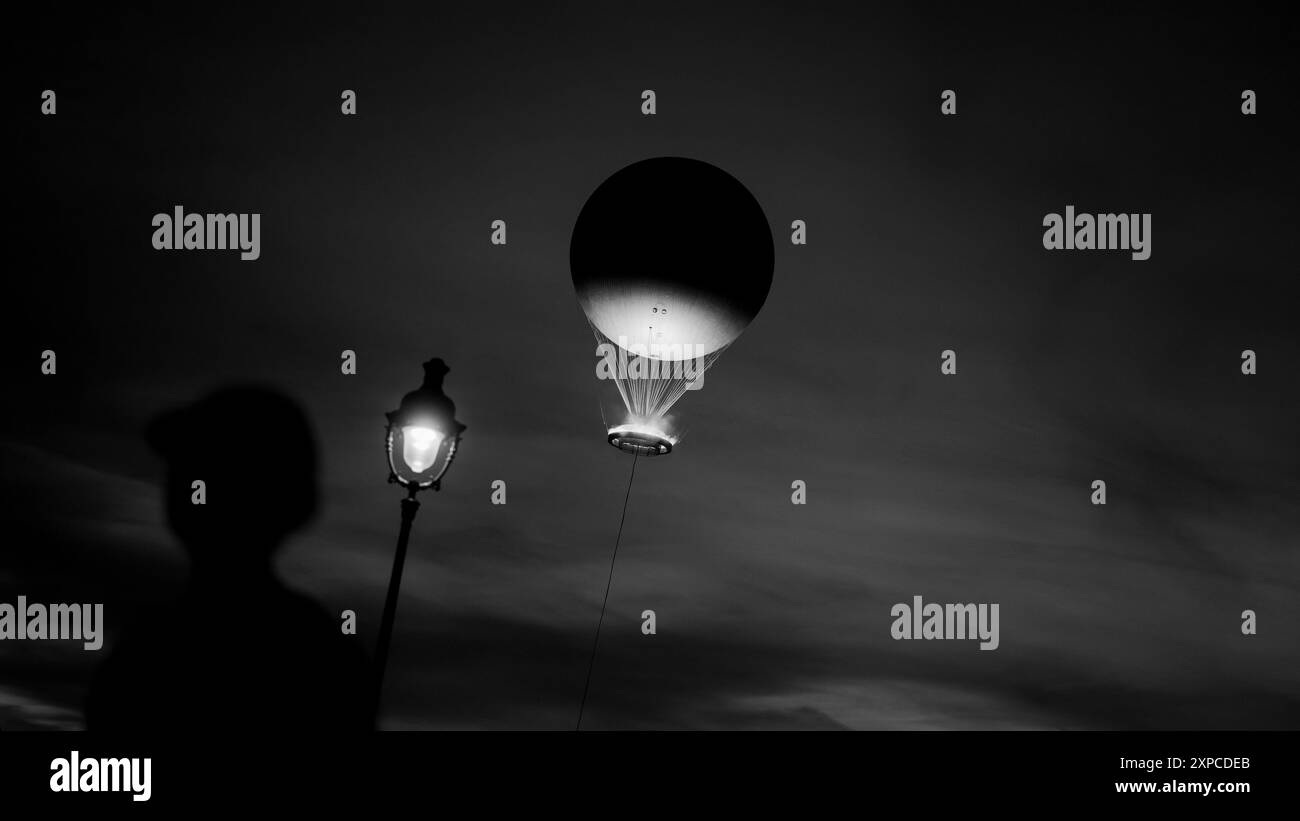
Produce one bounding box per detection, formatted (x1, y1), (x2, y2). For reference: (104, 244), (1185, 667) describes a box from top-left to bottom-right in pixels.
(606, 423), (674, 457)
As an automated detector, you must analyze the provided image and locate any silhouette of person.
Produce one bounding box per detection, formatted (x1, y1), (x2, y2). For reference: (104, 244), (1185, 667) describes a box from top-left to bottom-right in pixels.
(86, 386), (372, 731)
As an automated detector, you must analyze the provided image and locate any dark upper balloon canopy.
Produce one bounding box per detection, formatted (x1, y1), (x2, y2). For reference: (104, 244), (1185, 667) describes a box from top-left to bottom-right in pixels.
(570, 157), (775, 324)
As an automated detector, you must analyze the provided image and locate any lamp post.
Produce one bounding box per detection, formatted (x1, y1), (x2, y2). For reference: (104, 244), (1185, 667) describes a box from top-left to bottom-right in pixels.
(373, 357), (466, 723)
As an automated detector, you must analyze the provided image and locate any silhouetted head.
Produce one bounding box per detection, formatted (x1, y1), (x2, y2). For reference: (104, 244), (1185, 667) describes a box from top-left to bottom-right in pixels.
(147, 386), (318, 575)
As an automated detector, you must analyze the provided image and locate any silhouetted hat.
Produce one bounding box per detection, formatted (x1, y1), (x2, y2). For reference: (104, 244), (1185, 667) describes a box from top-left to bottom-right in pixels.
(147, 385), (315, 469)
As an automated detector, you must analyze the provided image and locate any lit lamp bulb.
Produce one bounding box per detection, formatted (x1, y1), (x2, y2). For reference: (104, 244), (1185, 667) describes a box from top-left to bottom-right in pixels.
(402, 425), (444, 474)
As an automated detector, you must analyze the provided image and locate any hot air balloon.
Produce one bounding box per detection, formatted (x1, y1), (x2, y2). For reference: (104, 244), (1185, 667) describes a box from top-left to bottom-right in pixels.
(570, 156), (774, 455)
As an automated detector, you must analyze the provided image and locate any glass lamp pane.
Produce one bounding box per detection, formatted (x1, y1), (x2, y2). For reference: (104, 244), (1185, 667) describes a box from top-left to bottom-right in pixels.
(401, 425), (445, 474)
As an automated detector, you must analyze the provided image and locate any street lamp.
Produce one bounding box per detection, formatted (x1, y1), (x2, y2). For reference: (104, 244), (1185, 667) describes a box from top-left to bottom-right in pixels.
(373, 357), (466, 723)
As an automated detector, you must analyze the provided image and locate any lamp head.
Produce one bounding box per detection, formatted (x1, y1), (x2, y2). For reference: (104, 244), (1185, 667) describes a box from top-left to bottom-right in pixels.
(385, 358), (466, 491)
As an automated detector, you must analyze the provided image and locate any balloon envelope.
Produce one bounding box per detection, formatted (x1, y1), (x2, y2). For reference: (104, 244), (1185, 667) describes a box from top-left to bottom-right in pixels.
(571, 157), (774, 361)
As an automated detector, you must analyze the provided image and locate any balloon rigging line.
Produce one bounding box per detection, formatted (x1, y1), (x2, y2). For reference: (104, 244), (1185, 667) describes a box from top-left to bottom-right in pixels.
(576, 449), (639, 730)
(590, 326), (732, 422)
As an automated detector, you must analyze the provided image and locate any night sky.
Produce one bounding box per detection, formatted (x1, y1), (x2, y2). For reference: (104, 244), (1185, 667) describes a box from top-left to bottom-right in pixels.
(6, 3), (1298, 730)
